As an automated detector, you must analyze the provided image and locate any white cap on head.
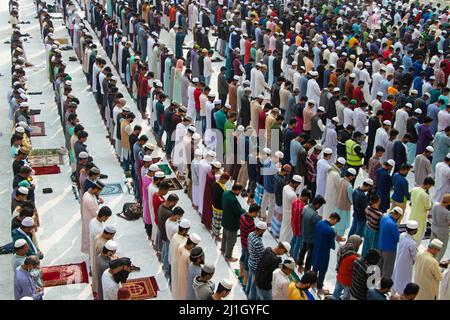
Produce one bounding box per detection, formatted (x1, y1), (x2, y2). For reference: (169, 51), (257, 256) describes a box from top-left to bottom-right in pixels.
(122, 106), (131, 112)
(189, 233), (201, 244)
(387, 159), (395, 167)
(149, 164), (160, 171)
(323, 148), (333, 154)
(20, 102), (29, 108)
(104, 240), (118, 251)
(307, 99), (316, 105)
(363, 178), (374, 186)
(179, 218), (191, 228)
(392, 206), (404, 215)
(220, 279), (233, 290)
(192, 77), (199, 83)
(15, 126), (25, 133)
(337, 157), (346, 165)
(21, 217), (35, 227)
(283, 258), (296, 270)
(237, 125), (245, 132)
(104, 225), (117, 234)
(262, 147), (271, 155)
(211, 161), (222, 169)
(155, 171), (165, 178)
(347, 168), (357, 176)
(349, 73), (356, 78)
(79, 151), (89, 159)
(14, 239), (27, 248)
(192, 133), (201, 140)
(207, 150), (216, 158)
(194, 149), (203, 157)
(377, 91), (383, 96)
(18, 186), (29, 195)
(233, 75), (240, 81)
(426, 146), (434, 153)
(257, 94), (265, 100)
(429, 238), (443, 249)
(414, 108), (422, 114)
(318, 106), (325, 112)
(406, 220), (418, 230)
(333, 88), (340, 93)
(293, 175), (303, 183)
(383, 120), (392, 126)
(405, 103), (412, 108)
(256, 220), (267, 230)
(332, 116), (339, 123)
(143, 155), (152, 162)
(411, 89), (418, 95)
(280, 241), (291, 252)
(274, 151), (284, 159)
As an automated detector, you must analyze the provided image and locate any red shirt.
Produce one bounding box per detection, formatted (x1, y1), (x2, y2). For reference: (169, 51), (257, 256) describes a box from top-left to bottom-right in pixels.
(194, 88), (202, 111)
(258, 111), (266, 131)
(152, 194), (165, 225)
(381, 101), (394, 121)
(291, 199), (305, 236)
(352, 87), (364, 108)
(216, 7), (222, 24)
(336, 254), (358, 287)
(138, 74), (150, 97)
(169, 6), (176, 22)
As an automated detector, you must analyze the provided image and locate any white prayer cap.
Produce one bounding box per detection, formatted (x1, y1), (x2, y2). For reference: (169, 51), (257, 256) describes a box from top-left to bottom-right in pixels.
(207, 150), (216, 157)
(293, 175), (303, 183)
(318, 106), (325, 112)
(411, 89), (418, 95)
(406, 220), (418, 230)
(145, 143), (155, 150)
(243, 80), (250, 85)
(387, 159), (396, 167)
(333, 88), (340, 93)
(391, 57), (397, 62)
(18, 186), (29, 195)
(426, 146), (434, 153)
(143, 155), (152, 162)
(310, 71), (318, 77)
(155, 171), (165, 178)
(237, 125), (245, 132)
(104, 240), (118, 251)
(347, 168), (357, 176)
(104, 225), (117, 233)
(14, 239), (27, 248)
(257, 94), (265, 100)
(192, 77), (199, 83)
(331, 117), (339, 124)
(21, 217), (35, 227)
(429, 238), (443, 249)
(167, 50), (173, 55)
(349, 73), (356, 78)
(363, 178), (374, 186)
(323, 148), (333, 154)
(15, 65), (23, 70)
(392, 206), (404, 215)
(405, 103), (412, 108)
(280, 241), (291, 252)
(152, 31), (159, 37)
(214, 99), (222, 105)
(233, 75), (240, 81)
(256, 220), (267, 230)
(220, 279), (233, 290)
(300, 66), (306, 70)
(321, 44), (327, 49)
(430, 76), (436, 80)
(192, 133), (201, 140)
(211, 161), (222, 169)
(424, 92), (431, 97)
(274, 151), (284, 159)
(380, 66), (386, 71)
(111, 76), (119, 81)
(383, 120), (392, 126)
(179, 218), (191, 229)
(65, 80), (72, 86)
(224, 104), (232, 109)
(414, 108), (422, 114)
(341, 52), (347, 56)
(307, 99), (316, 105)
(364, 62), (371, 67)
(194, 149), (203, 156)
(13, 81), (20, 86)
(18, 88), (26, 94)
(208, 92), (216, 98)
(329, 64), (336, 69)
(292, 61), (298, 66)
(189, 233), (201, 244)
(122, 106), (131, 112)
(350, 54), (356, 59)
(15, 126), (25, 133)
(283, 258), (296, 270)
(121, 37), (127, 42)
(20, 102), (29, 108)
(376, 91), (383, 96)
(79, 151), (89, 159)
(149, 164), (159, 171)
(337, 157), (346, 165)
(262, 147), (271, 155)
(18, 121), (28, 128)
(155, 80), (163, 87)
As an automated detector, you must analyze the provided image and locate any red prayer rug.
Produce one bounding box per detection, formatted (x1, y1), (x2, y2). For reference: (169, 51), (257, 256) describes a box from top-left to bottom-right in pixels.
(30, 122), (46, 137)
(123, 277), (158, 300)
(42, 262), (89, 288)
(33, 165), (61, 175)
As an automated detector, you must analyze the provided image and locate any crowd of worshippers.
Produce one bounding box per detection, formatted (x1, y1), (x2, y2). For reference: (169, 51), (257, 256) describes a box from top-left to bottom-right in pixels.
(7, 0), (450, 300)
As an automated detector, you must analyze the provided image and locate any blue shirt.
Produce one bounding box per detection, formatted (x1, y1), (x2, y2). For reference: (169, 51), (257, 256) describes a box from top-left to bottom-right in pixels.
(352, 187), (369, 221)
(290, 140), (302, 167)
(14, 267), (43, 300)
(262, 159), (277, 193)
(367, 288), (387, 300)
(402, 55), (412, 74)
(391, 172), (410, 202)
(378, 214), (400, 251)
(427, 103), (440, 134)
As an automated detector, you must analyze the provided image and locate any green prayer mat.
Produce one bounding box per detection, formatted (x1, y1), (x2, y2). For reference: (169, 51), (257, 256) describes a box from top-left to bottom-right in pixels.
(234, 269), (244, 285)
(289, 271), (301, 283)
(158, 164), (172, 175)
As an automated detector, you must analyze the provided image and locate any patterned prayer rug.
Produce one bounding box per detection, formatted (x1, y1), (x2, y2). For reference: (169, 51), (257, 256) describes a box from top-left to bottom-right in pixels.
(165, 177), (182, 191)
(99, 183), (123, 196)
(123, 277), (158, 300)
(42, 262), (89, 288)
(30, 122), (46, 137)
(288, 271), (301, 283)
(157, 163), (172, 175)
(28, 148), (63, 167)
(33, 165), (61, 175)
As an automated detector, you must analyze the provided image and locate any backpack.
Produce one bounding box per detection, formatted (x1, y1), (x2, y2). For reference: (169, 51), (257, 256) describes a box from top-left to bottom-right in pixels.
(117, 202), (142, 221)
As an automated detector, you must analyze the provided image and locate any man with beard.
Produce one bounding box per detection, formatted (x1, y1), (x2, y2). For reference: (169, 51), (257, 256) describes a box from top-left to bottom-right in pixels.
(94, 240), (118, 300)
(101, 257), (132, 300)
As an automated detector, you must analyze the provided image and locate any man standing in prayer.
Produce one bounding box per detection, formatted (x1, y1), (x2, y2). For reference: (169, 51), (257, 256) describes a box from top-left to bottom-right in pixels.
(315, 148), (333, 198)
(272, 258), (296, 300)
(279, 175), (302, 243)
(94, 240), (118, 300)
(410, 177), (434, 244)
(323, 157), (346, 219)
(414, 239), (444, 300)
(102, 257), (132, 300)
(14, 257), (43, 300)
(413, 146), (433, 187)
(186, 246), (205, 300)
(89, 206), (112, 273)
(334, 168), (357, 238)
(433, 154), (450, 203)
(378, 207), (403, 279)
(430, 194), (450, 262)
(81, 181), (104, 254)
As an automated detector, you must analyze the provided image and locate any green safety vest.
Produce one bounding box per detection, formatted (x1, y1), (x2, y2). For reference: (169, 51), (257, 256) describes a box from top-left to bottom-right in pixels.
(345, 139), (363, 166)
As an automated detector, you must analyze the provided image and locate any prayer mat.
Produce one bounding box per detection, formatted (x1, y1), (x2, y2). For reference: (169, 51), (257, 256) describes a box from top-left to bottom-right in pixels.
(233, 269), (244, 285)
(28, 148), (63, 167)
(165, 177), (182, 191)
(123, 276), (158, 300)
(28, 109), (41, 115)
(99, 183), (123, 196)
(33, 165), (60, 175)
(28, 91), (43, 95)
(55, 38), (69, 45)
(288, 271), (301, 283)
(158, 163), (172, 175)
(30, 122), (46, 137)
(42, 262), (89, 288)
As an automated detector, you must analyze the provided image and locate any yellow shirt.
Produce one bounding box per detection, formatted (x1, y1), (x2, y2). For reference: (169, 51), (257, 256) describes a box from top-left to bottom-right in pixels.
(349, 37), (360, 48)
(288, 282), (309, 300)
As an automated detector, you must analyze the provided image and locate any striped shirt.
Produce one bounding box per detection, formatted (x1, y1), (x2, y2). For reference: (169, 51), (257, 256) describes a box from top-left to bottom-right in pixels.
(350, 257), (370, 300)
(247, 232), (265, 272)
(365, 206), (383, 231)
(239, 214), (256, 249)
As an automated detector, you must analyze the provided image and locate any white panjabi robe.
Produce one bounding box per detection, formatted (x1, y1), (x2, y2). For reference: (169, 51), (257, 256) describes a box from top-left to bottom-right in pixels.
(316, 158), (331, 198)
(392, 233), (418, 294)
(172, 244), (191, 300)
(81, 192), (99, 254)
(279, 185), (297, 243)
(88, 218), (104, 272)
(191, 158), (201, 207)
(323, 165), (342, 218)
(197, 159), (211, 213)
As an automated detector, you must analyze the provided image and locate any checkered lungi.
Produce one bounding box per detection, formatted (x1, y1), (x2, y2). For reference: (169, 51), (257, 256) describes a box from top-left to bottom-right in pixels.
(254, 183), (264, 206)
(212, 206), (223, 237)
(271, 205), (283, 238)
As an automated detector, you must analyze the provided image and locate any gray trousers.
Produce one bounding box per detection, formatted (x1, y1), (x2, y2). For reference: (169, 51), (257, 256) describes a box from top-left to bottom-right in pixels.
(430, 231), (449, 262)
(381, 251), (396, 279)
(221, 229), (238, 258)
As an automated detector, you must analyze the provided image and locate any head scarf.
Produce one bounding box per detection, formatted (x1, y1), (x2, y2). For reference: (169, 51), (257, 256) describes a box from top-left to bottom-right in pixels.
(335, 235), (362, 271)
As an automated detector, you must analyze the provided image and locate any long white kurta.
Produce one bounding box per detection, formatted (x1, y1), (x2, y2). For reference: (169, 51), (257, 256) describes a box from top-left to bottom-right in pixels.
(440, 266), (450, 300)
(81, 192), (99, 254)
(88, 218), (104, 271)
(172, 245), (191, 300)
(432, 161), (450, 203)
(373, 127), (389, 157)
(191, 158), (201, 207)
(414, 250), (443, 300)
(101, 270), (121, 300)
(306, 79), (321, 109)
(271, 268), (290, 300)
(323, 165), (342, 219)
(279, 185), (298, 243)
(169, 233), (187, 266)
(322, 124), (338, 163)
(392, 233), (418, 294)
(197, 159), (211, 214)
(316, 159), (332, 198)
(394, 109), (409, 139)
